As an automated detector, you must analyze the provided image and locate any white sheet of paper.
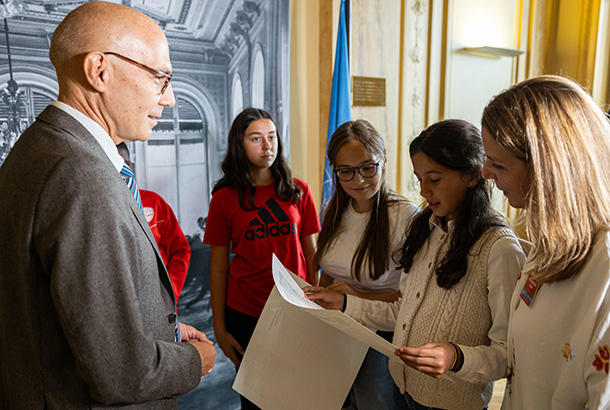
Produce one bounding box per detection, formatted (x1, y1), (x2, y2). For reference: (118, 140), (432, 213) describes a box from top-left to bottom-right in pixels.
(233, 287), (368, 410)
(270, 254), (323, 310)
(233, 255), (404, 410)
(271, 254), (401, 364)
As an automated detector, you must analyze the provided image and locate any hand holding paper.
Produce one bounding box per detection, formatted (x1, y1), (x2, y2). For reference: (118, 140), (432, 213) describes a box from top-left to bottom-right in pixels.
(325, 280), (360, 296)
(302, 285), (345, 310)
(395, 342), (456, 379)
(272, 256), (323, 310)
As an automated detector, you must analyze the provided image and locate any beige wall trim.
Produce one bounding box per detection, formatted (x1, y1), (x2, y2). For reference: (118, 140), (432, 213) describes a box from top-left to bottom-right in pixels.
(397, 0), (407, 189)
(424, 0), (434, 127)
(438, 0), (450, 121)
(512, 0), (523, 84)
(593, 0), (610, 106)
(319, 0), (333, 173)
(525, 0), (534, 78)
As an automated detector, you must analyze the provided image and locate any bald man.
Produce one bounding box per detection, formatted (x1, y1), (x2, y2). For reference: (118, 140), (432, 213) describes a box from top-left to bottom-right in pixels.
(0, 2), (215, 409)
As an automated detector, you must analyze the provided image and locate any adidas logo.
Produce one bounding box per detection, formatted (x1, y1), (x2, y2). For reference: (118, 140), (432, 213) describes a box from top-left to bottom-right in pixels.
(245, 198), (297, 241)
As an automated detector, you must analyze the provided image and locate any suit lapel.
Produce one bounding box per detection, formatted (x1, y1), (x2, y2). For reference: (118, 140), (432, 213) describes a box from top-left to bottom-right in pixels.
(37, 105), (177, 304)
(127, 199), (176, 303)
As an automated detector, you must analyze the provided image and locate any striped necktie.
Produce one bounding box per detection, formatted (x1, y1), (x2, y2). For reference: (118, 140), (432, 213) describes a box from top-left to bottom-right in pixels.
(119, 162), (180, 341)
(119, 163), (143, 211)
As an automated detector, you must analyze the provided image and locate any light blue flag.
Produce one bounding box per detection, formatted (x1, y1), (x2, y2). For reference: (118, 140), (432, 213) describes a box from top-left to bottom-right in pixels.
(320, 0), (352, 218)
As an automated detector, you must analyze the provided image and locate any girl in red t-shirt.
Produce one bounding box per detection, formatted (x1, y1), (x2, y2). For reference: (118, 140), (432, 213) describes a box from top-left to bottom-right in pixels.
(203, 108), (320, 410)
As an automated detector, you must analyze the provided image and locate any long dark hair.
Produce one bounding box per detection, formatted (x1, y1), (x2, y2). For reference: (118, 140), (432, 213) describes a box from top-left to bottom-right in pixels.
(314, 120), (404, 281)
(397, 119), (505, 289)
(212, 108), (301, 210)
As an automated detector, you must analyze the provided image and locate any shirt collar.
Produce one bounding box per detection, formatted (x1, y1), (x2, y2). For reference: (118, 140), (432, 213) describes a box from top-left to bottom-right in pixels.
(428, 214), (455, 233)
(51, 101), (124, 172)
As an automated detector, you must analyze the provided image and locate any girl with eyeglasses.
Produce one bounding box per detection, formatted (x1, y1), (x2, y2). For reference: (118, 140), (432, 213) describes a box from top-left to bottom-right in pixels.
(313, 119), (419, 410)
(204, 108), (320, 410)
(306, 119), (525, 410)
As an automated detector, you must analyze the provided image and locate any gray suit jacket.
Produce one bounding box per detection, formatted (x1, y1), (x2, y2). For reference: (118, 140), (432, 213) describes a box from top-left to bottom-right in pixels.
(0, 106), (201, 409)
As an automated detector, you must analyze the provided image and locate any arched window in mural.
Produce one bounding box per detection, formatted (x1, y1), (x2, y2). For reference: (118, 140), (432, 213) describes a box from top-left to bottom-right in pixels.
(251, 48), (265, 109)
(232, 73), (244, 120)
(140, 96), (210, 237)
(0, 83), (55, 165)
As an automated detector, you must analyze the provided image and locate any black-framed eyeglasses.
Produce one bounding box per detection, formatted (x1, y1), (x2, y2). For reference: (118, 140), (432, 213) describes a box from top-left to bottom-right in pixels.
(103, 52), (172, 95)
(334, 163), (380, 182)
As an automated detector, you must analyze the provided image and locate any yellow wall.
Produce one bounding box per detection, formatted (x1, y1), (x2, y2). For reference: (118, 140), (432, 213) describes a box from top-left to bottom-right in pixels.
(350, 0), (402, 193)
(289, 0), (323, 206)
(289, 0), (610, 215)
(289, 0), (403, 207)
(289, 0), (528, 207)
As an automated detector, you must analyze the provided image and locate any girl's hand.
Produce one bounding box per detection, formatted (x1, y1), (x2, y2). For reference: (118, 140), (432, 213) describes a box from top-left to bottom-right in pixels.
(326, 281), (361, 297)
(302, 286), (345, 310)
(394, 342), (455, 378)
(214, 328), (245, 366)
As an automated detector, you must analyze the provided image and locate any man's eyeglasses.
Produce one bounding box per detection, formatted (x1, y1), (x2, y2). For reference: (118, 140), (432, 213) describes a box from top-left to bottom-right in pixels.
(334, 163), (380, 182)
(103, 52), (172, 95)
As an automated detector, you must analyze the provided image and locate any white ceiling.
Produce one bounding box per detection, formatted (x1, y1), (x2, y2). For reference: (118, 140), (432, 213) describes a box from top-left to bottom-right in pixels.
(6, 0), (241, 44)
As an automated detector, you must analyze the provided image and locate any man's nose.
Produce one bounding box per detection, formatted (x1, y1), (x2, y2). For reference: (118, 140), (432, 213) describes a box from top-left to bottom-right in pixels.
(160, 83), (176, 108)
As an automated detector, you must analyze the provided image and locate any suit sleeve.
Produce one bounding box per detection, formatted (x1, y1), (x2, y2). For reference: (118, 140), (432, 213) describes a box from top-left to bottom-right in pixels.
(33, 155), (201, 404)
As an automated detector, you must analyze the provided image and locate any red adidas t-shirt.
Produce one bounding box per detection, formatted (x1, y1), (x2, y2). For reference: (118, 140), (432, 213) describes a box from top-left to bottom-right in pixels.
(203, 178), (320, 316)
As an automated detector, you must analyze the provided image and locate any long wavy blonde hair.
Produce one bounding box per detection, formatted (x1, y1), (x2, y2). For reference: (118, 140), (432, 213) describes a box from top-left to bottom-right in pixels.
(482, 75), (610, 283)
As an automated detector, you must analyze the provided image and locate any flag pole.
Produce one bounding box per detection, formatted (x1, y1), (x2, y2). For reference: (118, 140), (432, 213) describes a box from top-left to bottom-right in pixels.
(320, 0), (352, 219)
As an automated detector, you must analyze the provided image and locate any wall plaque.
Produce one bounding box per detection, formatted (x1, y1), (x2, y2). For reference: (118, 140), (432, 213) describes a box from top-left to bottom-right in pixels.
(352, 76), (386, 106)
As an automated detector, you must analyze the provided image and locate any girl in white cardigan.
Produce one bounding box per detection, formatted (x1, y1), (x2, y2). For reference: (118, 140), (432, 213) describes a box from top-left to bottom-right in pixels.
(305, 119), (525, 410)
(481, 75), (610, 410)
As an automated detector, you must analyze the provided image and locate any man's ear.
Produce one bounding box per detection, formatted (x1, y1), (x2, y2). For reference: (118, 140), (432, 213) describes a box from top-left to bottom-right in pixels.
(83, 52), (108, 93)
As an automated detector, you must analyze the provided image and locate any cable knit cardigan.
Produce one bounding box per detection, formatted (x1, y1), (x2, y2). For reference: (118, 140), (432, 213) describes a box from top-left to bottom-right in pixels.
(345, 217), (525, 410)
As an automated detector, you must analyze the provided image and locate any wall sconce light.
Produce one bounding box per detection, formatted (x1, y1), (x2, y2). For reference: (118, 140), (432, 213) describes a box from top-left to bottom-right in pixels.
(460, 46), (525, 58)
